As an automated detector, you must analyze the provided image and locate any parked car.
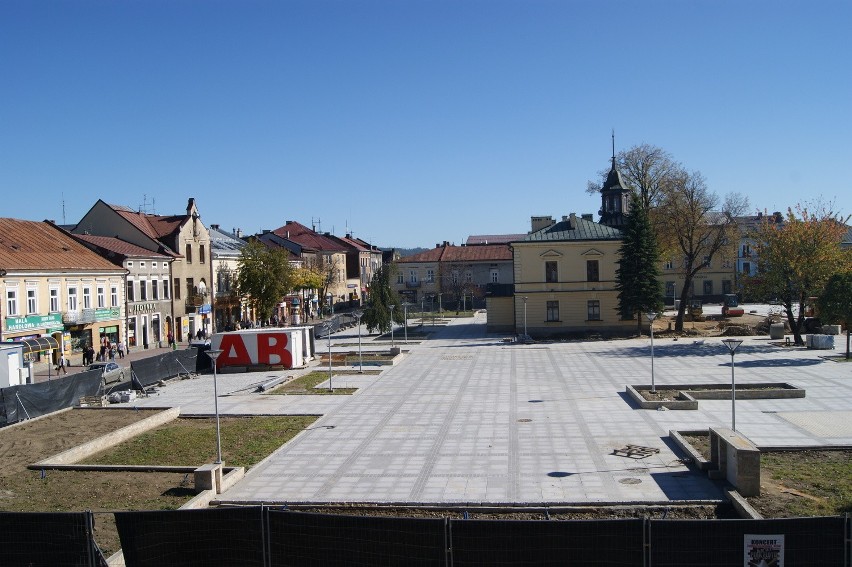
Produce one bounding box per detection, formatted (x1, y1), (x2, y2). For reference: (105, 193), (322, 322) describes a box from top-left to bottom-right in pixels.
(88, 361), (126, 384)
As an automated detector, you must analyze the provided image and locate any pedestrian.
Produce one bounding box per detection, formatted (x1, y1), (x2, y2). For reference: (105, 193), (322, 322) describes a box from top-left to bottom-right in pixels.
(56, 353), (67, 374)
(117, 341), (125, 359)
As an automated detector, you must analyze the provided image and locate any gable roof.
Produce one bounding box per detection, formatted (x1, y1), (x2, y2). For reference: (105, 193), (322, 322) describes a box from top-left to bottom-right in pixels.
(0, 218), (125, 272)
(271, 221), (347, 252)
(111, 204), (185, 241)
(398, 243), (512, 264)
(523, 214), (622, 242)
(74, 234), (174, 260)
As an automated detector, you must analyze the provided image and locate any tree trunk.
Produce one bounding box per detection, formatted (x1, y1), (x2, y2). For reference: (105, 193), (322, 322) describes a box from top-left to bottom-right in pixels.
(846, 328), (850, 360)
(674, 281), (691, 332)
(637, 311), (643, 336)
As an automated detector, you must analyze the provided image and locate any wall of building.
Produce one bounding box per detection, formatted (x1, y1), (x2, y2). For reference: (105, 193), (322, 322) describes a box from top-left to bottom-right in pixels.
(485, 296), (514, 333)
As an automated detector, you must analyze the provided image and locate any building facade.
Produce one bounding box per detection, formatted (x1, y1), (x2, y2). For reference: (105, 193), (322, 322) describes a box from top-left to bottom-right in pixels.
(75, 234), (174, 349)
(74, 198), (212, 342)
(1, 219), (126, 365)
(394, 242), (513, 309)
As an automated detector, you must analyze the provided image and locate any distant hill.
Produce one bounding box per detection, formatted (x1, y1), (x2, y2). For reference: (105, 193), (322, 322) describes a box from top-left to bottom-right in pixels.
(387, 247), (428, 257)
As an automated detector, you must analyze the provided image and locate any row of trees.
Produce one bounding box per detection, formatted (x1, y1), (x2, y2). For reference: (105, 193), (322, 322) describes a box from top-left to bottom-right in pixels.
(609, 145), (747, 332)
(611, 145), (851, 356)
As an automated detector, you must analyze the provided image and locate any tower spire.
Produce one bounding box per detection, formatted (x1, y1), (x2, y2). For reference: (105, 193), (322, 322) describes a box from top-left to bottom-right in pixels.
(611, 129), (616, 168)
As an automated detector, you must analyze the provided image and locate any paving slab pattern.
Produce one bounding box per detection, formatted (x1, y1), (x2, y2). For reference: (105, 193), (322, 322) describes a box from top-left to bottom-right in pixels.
(120, 315), (852, 505)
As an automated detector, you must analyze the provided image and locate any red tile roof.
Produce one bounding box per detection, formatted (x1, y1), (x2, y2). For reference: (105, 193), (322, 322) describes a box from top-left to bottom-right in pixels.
(111, 205), (184, 241)
(272, 221), (347, 252)
(398, 244), (512, 263)
(74, 234), (175, 259)
(0, 219), (125, 272)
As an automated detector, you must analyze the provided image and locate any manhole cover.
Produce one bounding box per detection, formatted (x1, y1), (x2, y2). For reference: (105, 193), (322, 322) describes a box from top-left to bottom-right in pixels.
(517, 418), (532, 423)
(441, 354), (473, 360)
(619, 478), (642, 485)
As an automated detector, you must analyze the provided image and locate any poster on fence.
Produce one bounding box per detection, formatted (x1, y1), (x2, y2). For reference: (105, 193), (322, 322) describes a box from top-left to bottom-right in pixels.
(744, 534), (784, 566)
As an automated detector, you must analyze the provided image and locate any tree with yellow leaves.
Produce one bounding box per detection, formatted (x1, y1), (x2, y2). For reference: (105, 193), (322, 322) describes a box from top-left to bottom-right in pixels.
(746, 203), (852, 345)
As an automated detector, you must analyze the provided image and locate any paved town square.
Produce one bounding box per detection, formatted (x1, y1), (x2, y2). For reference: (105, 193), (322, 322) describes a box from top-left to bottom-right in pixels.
(123, 313), (852, 507)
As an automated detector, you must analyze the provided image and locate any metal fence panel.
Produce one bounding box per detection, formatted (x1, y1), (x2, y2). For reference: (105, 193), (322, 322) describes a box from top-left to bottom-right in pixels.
(649, 517), (847, 566)
(0, 371), (102, 426)
(0, 511), (101, 567)
(268, 510), (447, 567)
(450, 518), (645, 567)
(114, 507), (265, 567)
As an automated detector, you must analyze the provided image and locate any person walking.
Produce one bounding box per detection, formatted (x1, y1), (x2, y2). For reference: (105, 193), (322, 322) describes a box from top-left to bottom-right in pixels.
(117, 341), (125, 359)
(56, 353), (68, 374)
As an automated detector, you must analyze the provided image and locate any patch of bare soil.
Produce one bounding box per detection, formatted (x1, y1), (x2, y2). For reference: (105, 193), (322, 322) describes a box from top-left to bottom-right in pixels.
(639, 389), (684, 401)
(293, 503), (738, 520)
(0, 408), (188, 558)
(652, 312), (766, 338)
(0, 408), (161, 471)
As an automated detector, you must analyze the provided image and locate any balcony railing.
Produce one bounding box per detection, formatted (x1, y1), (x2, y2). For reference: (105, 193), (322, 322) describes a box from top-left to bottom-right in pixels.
(405, 281), (421, 288)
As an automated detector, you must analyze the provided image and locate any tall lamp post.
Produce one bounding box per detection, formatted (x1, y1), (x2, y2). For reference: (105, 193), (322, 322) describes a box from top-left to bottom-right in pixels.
(205, 349), (224, 464)
(646, 311), (658, 393)
(353, 310), (364, 373)
(722, 338), (743, 431)
(389, 304), (395, 348)
(326, 322), (333, 392)
(522, 296), (528, 339)
(402, 302), (411, 344)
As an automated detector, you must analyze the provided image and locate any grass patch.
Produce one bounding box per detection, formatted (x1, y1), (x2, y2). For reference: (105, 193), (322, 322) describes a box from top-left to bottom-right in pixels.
(748, 450), (852, 517)
(81, 415), (318, 469)
(268, 371), (360, 395)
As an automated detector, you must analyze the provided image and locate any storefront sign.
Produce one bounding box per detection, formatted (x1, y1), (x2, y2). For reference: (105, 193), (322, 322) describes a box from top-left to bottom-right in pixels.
(96, 308), (121, 321)
(4, 313), (63, 332)
(130, 303), (157, 314)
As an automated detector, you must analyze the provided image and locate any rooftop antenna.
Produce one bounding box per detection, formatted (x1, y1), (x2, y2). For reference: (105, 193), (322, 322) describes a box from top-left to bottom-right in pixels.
(139, 194), (156, 215)
(61, 192), (66, 225)
(312, 217), (321, 232)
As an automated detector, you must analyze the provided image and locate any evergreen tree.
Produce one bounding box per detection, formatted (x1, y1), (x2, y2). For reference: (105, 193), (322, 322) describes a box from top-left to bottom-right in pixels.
(362, 263), (404, 333)
(615, 192), (663, 334)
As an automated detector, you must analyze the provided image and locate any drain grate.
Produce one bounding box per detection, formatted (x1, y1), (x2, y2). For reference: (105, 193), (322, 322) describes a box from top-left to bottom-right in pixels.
(517, 418), (533, 423)
(612, 445), (660, 459)
(441, 354), (473, 360)
(619, 478), (642, 485)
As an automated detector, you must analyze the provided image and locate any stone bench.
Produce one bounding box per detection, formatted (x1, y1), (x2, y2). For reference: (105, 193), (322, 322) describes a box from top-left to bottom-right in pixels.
(709, 427), (760, 497)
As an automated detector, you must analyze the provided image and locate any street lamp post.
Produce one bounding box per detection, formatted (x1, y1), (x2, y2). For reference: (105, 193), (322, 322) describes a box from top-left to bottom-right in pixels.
(205, 349), (224, 464)
(402, 302), (411, 344)
(326, 323), (333, 392)
(353, 310), (364, 373)
(722, 338), (744, 431)
(522, 296), (528, 339)
(421, 297), (425, 325)
(646, 311), (658, 393)
(389, 304), (395, 348)
(438, 293), (443, 314)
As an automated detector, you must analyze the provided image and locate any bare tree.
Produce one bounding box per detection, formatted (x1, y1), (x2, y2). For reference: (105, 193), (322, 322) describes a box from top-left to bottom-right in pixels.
(662, 171), (747, 330)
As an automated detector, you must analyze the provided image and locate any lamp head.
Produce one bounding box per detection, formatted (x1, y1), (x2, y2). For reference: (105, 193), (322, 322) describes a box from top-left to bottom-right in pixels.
(721, 338), (743, 354)
(646, 310), (658, 321)
(206, 349), (224, 362)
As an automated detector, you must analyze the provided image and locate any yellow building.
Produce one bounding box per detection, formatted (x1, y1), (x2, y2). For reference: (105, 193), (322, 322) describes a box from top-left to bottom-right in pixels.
(503, 213), (632, 337)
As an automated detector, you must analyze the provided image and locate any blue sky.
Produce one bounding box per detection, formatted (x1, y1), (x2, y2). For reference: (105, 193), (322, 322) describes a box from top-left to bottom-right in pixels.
(2, 1), (850, 248)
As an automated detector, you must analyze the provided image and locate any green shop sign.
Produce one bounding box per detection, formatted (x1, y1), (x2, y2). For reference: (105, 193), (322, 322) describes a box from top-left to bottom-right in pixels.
(96, 308), (121, 321)
(5, 313), (63, 332)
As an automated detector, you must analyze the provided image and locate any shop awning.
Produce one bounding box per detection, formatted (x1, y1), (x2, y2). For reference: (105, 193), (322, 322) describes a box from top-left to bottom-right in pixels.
(14, 336), (60, 355)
